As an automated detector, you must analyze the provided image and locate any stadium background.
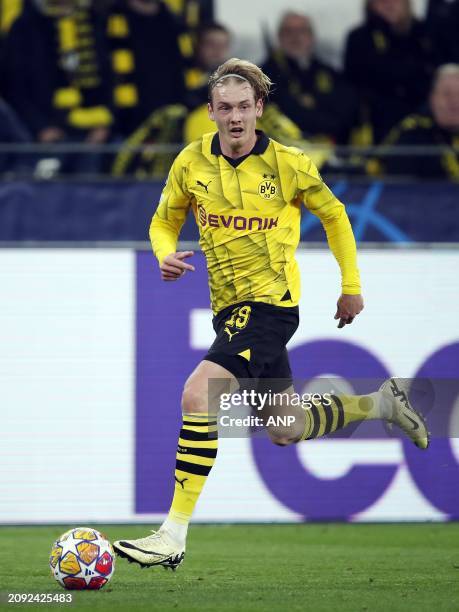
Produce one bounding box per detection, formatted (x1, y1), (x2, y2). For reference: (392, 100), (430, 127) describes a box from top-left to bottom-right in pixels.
(218, 0), (427, 64)
(1, 0), (458, 528)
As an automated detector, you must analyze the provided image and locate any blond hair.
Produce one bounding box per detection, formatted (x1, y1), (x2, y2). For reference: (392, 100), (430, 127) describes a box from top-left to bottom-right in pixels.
(208, 58), (273, 103)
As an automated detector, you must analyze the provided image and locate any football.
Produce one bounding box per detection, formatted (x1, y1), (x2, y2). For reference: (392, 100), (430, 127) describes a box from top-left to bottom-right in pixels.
(49, 527), (115, 590)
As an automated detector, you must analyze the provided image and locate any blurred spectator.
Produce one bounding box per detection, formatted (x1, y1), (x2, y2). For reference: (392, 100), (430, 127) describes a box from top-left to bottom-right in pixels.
(426, 0), (459, 63)
(112, 19), (335, 179)
(181, 21), (313, 147)
(112, 103), (188, 178)
(112, 22), (225, 179)
(344, 0), (438, 144)
(112, 19), (227, 178)
(106, 0), (185, 136)
(261, 12), (358, 144)
(162, 0), (214, 59)
(183, 21), (231, 141)
(2, 0), (113, 173)
(185, 22), (230, 104)
(370, 64), (459, 180)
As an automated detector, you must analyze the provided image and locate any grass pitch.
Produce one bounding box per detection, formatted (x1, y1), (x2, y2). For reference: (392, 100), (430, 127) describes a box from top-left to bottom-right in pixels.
(1, 524), (458, 612)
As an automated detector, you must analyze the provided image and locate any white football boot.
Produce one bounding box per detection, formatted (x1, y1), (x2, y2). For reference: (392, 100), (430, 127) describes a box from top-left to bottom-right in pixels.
(379, 377), (430, 449)
(113, 531), (185, 571)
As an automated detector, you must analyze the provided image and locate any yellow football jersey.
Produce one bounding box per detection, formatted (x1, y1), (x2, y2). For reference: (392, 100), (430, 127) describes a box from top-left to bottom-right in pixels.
(150, 131), (360, 314)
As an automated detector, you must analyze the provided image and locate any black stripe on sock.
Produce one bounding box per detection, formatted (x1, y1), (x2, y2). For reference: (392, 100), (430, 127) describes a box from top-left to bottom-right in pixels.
(332, 395), (345, 430)
(175, 459), (212, 476)
(182, 420), (217, 427)
(309, 404), (321, 439)
(179, 428), (218, 441)
(177, 445), (217, 458)
(321, 399), (335, 435)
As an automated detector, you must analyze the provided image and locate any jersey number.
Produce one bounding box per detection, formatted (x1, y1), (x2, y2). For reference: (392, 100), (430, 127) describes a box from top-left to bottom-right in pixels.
(225, 305), (252, 329)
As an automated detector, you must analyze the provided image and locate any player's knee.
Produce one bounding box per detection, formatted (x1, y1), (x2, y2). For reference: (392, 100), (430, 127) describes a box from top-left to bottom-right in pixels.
(181, 384), (207, 414)
(267, 430), (296, 447)
(266, 415), (304, 446)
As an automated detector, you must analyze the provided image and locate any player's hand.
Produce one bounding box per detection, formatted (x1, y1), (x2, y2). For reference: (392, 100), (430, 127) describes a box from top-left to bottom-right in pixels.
(334, 294), (364, 328)
(160, 251), (195, 281)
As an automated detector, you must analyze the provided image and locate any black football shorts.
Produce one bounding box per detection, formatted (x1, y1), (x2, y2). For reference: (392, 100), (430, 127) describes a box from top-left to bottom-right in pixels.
(203, 300), (299, 389)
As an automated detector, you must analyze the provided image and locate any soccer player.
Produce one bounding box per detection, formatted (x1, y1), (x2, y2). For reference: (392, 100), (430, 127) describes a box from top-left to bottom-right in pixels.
(114, 58), (429, 570)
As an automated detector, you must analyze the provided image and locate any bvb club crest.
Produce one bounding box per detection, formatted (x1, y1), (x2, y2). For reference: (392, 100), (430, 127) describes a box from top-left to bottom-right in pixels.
(258, 174), (277, 200)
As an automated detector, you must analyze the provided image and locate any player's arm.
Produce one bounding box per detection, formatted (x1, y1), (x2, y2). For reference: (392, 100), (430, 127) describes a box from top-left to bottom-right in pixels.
(150, 153), (195, 281)
(298, 153), (363, 327)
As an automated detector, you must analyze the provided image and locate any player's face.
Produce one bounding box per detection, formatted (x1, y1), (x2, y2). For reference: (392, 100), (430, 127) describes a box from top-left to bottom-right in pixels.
(209, 81), (263, 154)
(431, 74), (459, 130)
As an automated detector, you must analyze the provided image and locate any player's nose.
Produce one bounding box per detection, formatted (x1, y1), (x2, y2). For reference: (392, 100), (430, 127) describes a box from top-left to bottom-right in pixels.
(229, 108), (242, 122)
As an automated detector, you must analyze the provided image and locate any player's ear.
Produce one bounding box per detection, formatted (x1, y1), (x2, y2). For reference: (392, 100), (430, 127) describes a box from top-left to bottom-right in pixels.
(255, 99), (263, 118)
(208, 102), (215, 121)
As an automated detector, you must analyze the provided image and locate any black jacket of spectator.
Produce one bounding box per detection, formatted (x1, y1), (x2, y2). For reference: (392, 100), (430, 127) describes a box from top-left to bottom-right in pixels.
(262, 51), (358, 144)
(373, 111), (459, 180)
(106, 1), (186, 136)
(165, 0), (214, 23)
(2, 2), (113, 138)
(426, 0), (459, 63)
(344, 14), (438, 143)
(0, 95), (35, 172)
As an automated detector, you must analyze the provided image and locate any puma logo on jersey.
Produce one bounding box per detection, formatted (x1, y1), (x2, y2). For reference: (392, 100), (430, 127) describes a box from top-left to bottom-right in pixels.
(224, 327), (239, 342)
(197, 179), (212, 193)
(175, 476), (188, 489)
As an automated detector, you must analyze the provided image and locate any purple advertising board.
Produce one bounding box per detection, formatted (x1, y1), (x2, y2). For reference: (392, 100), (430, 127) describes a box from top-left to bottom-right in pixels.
(136, 251), (459, 521)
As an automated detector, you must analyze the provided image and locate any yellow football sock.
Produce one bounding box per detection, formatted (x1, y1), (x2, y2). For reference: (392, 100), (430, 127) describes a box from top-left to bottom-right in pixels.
(300, 392), (386, 440)
(168, 414), (218, 524)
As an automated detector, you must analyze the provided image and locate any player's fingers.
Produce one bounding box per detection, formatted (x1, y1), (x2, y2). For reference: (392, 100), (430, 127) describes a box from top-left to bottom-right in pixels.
(180, 262), (195, 272)
(168, 258), (195, 272)
(161, 271), (180, 280)
(161, 263), (183, 275)
(161, 261), (182, 272)
(162, 268), (188, 280)
(175, 251), (195, 271)
(175, 250), (194, 260)
(337, 315), (355, 329)
(337, 315), (351, 328)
